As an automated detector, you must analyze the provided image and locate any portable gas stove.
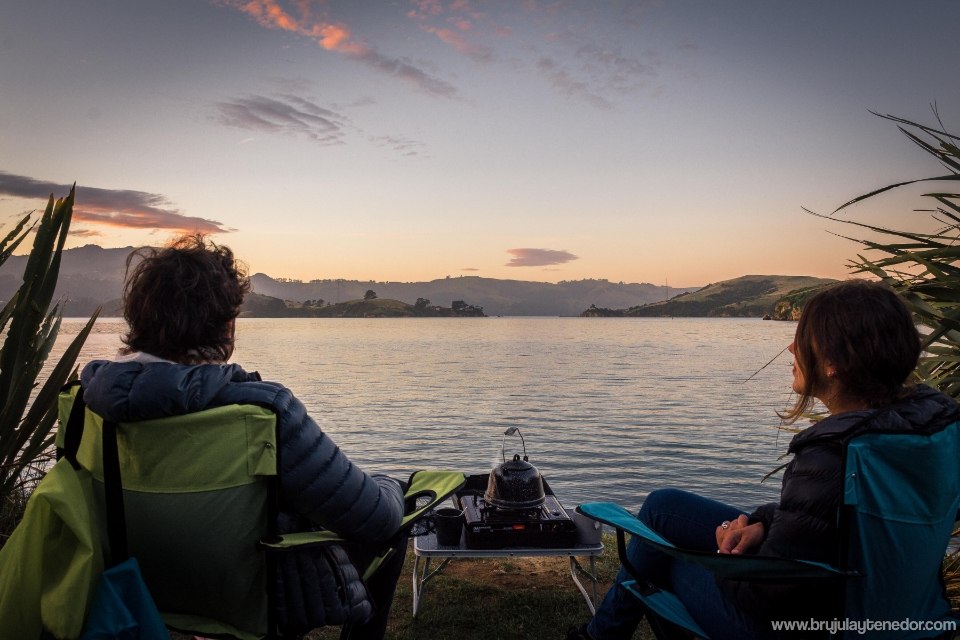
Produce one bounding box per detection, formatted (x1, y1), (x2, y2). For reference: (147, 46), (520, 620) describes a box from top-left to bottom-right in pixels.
(457, 473), (578, 548)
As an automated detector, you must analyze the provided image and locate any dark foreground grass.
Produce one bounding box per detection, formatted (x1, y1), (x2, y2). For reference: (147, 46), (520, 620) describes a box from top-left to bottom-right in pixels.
(305, 532), (653, 640)
(169, 532), (653, 639)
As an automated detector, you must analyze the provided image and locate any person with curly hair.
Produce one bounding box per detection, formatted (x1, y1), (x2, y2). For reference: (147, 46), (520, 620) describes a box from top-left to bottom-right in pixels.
(80, 234), (406, 639)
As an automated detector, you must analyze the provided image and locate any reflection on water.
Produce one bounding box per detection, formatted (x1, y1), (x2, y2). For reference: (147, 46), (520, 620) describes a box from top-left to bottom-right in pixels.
(58, 317), (798, 511)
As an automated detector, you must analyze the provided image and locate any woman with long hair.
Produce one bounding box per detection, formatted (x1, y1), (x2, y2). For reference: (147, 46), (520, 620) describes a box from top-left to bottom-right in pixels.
(568, 280), (959, 639)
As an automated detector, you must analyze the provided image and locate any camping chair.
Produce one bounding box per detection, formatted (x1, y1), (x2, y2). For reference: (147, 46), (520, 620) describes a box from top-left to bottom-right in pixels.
(579, 421), (960, 639)
(57, 383), (465, 639)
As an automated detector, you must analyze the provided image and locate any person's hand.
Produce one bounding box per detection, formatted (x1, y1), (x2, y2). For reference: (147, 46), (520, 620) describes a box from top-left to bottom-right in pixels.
(715, 515), (764, 555)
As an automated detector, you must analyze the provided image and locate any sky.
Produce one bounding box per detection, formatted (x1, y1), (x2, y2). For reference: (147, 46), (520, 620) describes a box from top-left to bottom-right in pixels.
(1, 1), (958, 287)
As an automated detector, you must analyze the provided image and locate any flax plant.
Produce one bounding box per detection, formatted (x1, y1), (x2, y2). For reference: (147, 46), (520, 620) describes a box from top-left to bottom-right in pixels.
(0, 186), (98, 544)
(823, 110), (960, 609)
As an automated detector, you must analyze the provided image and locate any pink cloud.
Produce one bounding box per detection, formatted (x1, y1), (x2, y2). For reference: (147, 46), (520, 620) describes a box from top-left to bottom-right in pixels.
(216, 0), (458, 97)
(73, 208), (228, 234)
(406, 0), (494, 63)
(408, 0), (444, 17)
(0, 171), (231, 235)
(420, 25), (493, 62)
(505, 248), (578, 267)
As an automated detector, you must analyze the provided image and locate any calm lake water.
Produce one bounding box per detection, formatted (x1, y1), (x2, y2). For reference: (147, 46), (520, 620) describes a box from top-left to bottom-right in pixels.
(59, 317), (801, 512)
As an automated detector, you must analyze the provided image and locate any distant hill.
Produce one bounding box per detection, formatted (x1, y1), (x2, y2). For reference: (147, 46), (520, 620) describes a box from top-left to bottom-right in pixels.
(248, 274), (693, 317)
(0, 245), (694, 317)
(769, 283), (836, 320)
(0, 244), (132, 316)
(241, 294), (485, 318)
(582, 275), (839, 318)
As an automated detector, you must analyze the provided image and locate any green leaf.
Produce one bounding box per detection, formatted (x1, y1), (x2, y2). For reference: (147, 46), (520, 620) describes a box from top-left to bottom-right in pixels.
(0, 185), (97, 503)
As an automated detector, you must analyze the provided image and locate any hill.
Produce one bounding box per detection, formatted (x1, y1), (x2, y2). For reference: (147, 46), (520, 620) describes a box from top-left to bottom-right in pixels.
(0, 245), (132, 316)
(0, 244), (695, 316)
(248, 274), (691, 317)
(240, 294), (485, 318)
(769, 283), (835, 320)
(582, 275), (838, 318)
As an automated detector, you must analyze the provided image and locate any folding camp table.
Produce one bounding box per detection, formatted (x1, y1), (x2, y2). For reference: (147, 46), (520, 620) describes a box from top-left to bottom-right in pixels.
(412, 531), (604, 617)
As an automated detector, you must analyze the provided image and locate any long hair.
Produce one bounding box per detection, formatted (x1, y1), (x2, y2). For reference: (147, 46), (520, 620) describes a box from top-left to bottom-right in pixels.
(782, 280), (920, 423)
(121, 234), (250, 363)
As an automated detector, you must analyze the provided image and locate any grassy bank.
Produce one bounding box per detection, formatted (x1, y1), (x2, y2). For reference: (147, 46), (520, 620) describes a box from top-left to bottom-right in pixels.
(170, 531), (652, 639)
(306, 532), (653, 640)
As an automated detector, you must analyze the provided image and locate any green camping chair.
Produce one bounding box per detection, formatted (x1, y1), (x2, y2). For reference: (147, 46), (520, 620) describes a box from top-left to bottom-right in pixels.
(56, 383), (465, 640)
(579, 420), (960, 639)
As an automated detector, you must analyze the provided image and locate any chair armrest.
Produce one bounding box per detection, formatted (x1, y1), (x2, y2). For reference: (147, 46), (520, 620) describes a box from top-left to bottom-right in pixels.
(260, 470), (464, 553)
(578, 502), (852, 582)
(400, 470), (466, 531)
(259, 529), (345, 550)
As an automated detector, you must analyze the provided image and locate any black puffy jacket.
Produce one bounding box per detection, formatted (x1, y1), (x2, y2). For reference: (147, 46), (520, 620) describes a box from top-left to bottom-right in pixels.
(720, 385), (960, 623)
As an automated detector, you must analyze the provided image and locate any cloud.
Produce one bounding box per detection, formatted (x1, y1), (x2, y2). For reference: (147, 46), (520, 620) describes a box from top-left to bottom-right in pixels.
(216, 94), (348, 145)
(218, 94), (426, 155)
(369, 134), (425, 157)
(461, 267), (480, 272)
(0, 172), (231, 234)
(409, 0), (444, 17)
(505, 248), (578, 267)
(536, 57), (612, 109)
(350, 49), (459, 98)
(532, 13), (663, 108)
(420, 25), (495, 63)
(407, 0), (496, 64)
(216, 0), (459, 98)
(68, 229), (104, 238)
(573, 43), (657, 93)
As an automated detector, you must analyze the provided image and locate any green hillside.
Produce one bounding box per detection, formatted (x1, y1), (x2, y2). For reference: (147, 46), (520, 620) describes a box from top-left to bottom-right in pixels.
(583, 275), (837, 318)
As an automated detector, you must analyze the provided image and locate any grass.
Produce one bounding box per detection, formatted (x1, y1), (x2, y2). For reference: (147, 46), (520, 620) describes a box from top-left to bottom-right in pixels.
(172, 532), (653, 640)
(305, 532), (653, 640)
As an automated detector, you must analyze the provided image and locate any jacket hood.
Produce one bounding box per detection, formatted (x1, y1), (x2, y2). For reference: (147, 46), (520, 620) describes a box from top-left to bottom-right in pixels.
(790, 384), (960, 452)
(80, 359), (257, 422)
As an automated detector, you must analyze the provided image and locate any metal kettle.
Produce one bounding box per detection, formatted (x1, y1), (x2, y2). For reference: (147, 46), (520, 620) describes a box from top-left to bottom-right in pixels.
(484, 427), (546, 509)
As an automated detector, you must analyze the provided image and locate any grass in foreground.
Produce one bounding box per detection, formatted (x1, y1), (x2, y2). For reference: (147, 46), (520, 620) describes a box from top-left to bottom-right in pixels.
(172, 532), (652, 639)
(306, 532), (652, 640)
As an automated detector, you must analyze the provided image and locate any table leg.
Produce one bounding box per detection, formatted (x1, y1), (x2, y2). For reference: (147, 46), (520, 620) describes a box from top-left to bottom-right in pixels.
(569, 556), (599, 615)
(589, 556), (599, 607)
(412, 556), (426, 618)
(412, 556), (452, 618)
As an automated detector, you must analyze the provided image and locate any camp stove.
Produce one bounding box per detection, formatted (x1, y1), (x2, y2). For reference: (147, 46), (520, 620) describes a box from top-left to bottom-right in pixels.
(457, 473), (578, 549)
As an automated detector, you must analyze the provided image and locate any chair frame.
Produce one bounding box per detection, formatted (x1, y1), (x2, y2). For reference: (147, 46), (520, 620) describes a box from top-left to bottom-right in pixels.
(58, 382), (465, 640)
(579, 422), (960, 639)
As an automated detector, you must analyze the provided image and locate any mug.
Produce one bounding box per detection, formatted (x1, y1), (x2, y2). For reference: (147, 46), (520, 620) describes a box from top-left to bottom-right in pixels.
(434, 507), (464, 546)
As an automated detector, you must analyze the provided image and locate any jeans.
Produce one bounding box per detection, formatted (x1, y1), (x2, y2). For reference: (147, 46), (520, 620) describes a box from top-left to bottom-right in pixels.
(587, 488), (770, 640)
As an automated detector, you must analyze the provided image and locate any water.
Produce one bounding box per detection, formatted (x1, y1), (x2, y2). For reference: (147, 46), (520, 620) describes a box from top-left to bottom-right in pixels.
(58, 317), (799, 512)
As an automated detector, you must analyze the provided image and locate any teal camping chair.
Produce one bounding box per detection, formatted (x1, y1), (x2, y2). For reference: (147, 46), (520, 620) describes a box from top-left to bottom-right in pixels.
(56, 383), (465, 640)
(579, 421), (960, 639)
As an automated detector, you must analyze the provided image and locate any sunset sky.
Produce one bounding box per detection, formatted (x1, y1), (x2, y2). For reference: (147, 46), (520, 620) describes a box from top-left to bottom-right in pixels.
(1, 1), (958, 287)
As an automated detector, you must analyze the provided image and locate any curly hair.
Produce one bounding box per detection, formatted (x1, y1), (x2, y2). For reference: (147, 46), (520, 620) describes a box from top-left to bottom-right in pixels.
(783, 279), (920, 422)
(121, 234), (250, 363)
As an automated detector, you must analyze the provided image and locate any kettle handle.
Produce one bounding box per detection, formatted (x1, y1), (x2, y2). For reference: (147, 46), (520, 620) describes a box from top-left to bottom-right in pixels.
(500, 426), (529, 462)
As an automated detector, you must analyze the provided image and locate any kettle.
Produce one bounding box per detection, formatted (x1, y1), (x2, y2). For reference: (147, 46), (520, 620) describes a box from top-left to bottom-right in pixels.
(484, 427), (546, 509)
